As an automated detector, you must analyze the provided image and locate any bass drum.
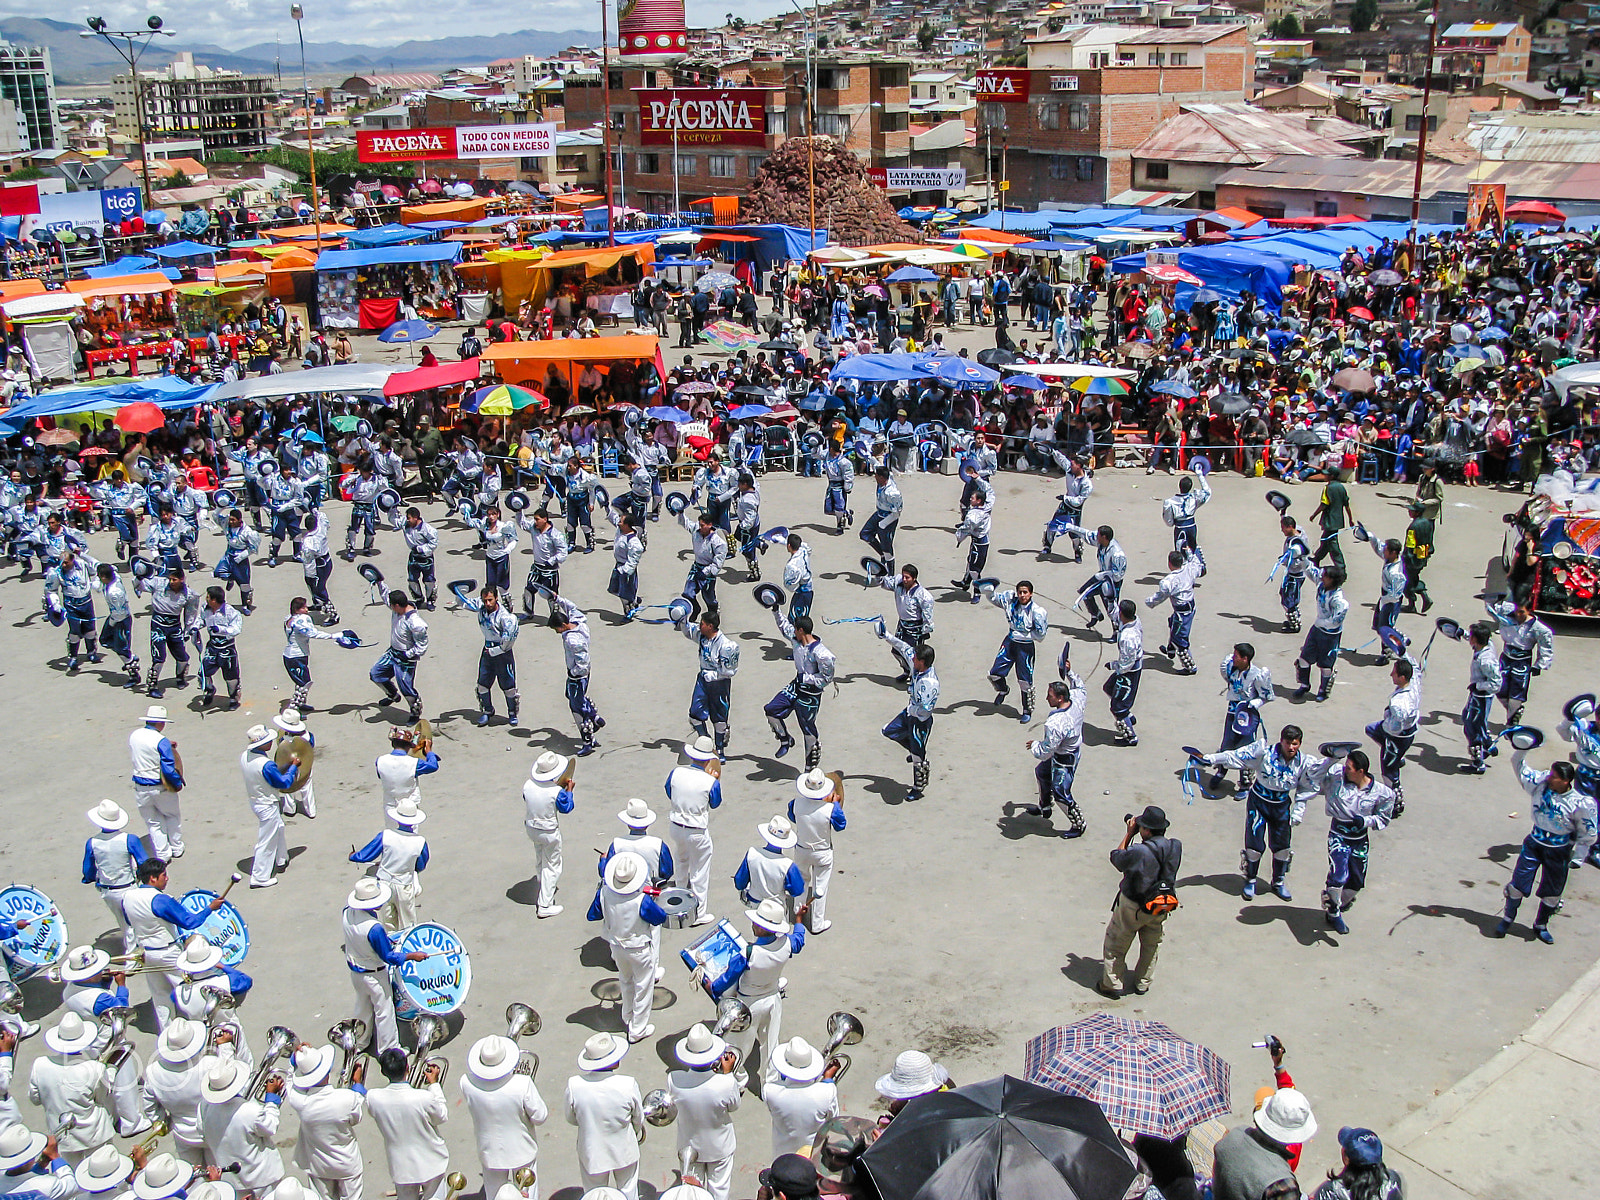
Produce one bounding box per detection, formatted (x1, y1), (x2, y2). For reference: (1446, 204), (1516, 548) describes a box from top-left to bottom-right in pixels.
(391, 922), (472, 1020)
(0, 886), (67, 980)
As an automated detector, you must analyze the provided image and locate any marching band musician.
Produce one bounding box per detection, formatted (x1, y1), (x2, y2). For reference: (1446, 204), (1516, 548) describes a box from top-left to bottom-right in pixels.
(1277, 515), (1310, 633)
(458, 1033), (549, 1200)
(1365, 656), (1423, 816)
(42, 543), (101, 672)
(725, 899), (806, 1092)
(371, 591), (429, 723)
(1104, 599), (1143, 747)
(987, 581), (1049, 723)
(521, 753), (574, 920)
(788, 771), (844, 933)
(679, 609), (740, 761)
(81, 801), (145, 954)
(879, 636), (938, 802)
(1078, 525), (1128, 633)
(169, 938), (252, 1065)
(666, 737), (724, 928)
(461, 587), (520, 728)
(265, 466), (307, 568)
(212, 509), (260, 615)
(765, 611), (835, 770)
(1161, 470), (1211, 576)
(342, 460), (382, 561)
(517, 509), (568, 620)
(564, 1033), (644, 1200)
(54, 949), (128, 1051)
(1040, 453), (1092, 563)
(242, 726), (300, 890)
(1558, 695), (1600, 867)
(93, 562), (140, 690)
(1026, 672), (1089, 838)
(342, 879), (428, 1055)
(599, 799), (674, 886)
(365, 1049), (449, 1200)
(120, 858), (223, 1029)
(349, 798), (430, 928)
(587, 852), (667, 1045)
(29, 1013), (114, 1163)
(733, 818), (805, 912)
(1494, 748), (1597, 944)
(821, 441), (854, 534)
(0, 1123), (77, 1198)
(1145, 549), (1202, 676)
(950, 472), (992, 598)
(198, 1055), (286, 1196)
(376, 728), (439, 819)
(129, 702), (185, 856)
(0, 1030), (20, 1126)
(1292, 562), (1348, 702)
(70, 1138), (135, 1200)
(562, 458), (598, 554)
(465, 506), (518, 599)
(1299, 749), (1395, 936)
(402, 509), (440, 611)
(859, 464), (900, 574)
(136, 566), (200, 700)
(283, 599), (338, 713)
(876, 565), (933, 682)
(667, 1024), (742, 1200)
(551, 595), (605, 757)
(782, 534), (814, 622)
(1487, 590), (1555, 728)
(1211, 643), (1274, 793)
(274, 709), (317, 820)
(143, 1019), (211, 1168)
(1355, 527), (1408, 663)
(199, 587), (245, 711)
(677, 510), (728, 622)
(606, 513), (644, 621)
(285, 1043), (367, 1200)
(764, 1038), (839, 1159)
(1194, 724), (1319, 902)
(299, 508), (339, 629)
(1463, 622), (1503, 776)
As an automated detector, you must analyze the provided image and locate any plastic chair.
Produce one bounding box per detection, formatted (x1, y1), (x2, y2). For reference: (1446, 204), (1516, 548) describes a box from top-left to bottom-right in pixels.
(1358, 454), (1379, 484)
(764, 425), (795, 472)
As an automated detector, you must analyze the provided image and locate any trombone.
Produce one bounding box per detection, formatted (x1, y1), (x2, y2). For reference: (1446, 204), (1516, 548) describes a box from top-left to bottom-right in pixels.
(408, 1014), (449, 1088)
(247, 1026), (297, 1100)
(820, 1011), (864, 1083)
(506, 1002), (541, 1078)
(329, 1019), (369, 1088)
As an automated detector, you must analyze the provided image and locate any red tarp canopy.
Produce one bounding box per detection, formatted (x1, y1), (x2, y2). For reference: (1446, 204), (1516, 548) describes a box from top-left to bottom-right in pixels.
(384, 357), (482, 397)
(696, 232), (761, 242)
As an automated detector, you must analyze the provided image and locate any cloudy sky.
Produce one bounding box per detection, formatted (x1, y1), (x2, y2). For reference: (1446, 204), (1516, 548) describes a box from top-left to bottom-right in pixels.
(37, 0), (790, 47)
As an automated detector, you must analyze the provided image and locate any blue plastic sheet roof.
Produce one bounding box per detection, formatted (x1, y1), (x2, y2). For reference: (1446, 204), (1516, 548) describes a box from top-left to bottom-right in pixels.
(314, 243), (463, 270)
(0, 376), (216, 434)
(148, 240), (220, 259)
(344, 224), (436, 248)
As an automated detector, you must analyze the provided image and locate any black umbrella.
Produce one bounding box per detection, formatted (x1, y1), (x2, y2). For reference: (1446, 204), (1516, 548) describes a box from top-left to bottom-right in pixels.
(731, 384), (778, 401)
(1210, 392), (1251, 416)
(976, 348), (1018, 366)
(1490, 276), (1524, 293)
(759, 339), (800, 351)
(861, 1076), (1135, 1200)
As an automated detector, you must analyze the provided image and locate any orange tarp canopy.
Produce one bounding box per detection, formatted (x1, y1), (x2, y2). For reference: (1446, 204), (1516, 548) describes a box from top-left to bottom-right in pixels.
(263, 222), (356, 241)
(535, 244), (655, 277)
(1210, 206), (1259, 225)
(213, 260), (267, 284)
(66, 273), (175, 298)
(400, 200), (488, 225)
(267, 250), (318, 273)
(484, 333), (660, 389)
(0, 279), (46, 304)
(553, 193), (604, 210)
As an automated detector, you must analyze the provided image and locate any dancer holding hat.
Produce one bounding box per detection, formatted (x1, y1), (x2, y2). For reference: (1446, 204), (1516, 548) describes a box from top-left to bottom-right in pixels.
(678, 608), (740, 761)
(1558, 693), (1600, 865)
(1486, 590), (1554, 728)
(1494, 747), (1597, 944)
(1462, 621), (1502, 776)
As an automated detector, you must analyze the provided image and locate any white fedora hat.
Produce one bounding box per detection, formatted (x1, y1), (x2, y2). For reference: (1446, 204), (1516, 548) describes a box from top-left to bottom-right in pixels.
(132, 1154), (190, 1200)
(467, 1035), (519, 1082)
(290, 1044), (335, 1089)
(347, 877), (392, 910)
(674, 1022), (726, 1068)
(87, 799), (129, 830)
(580, 1190), (629, 1200)
(144, 706), (169, 723)
(758, 815), (798, 850)
(157, 1018), (207, 1065)
(176, 935), (224, 976)
(604, 851), (647, 896)
(200, 1056), (252, 1104)
(747, 896), (791, 935)
(576, 1032), (628, 1072)
(386, 797), (427, 826)
(1255, 1088), (1318, 1144)
(75, 1145), (133, 1195)
(267, 1181), (307, 1200)
(189, 1183), (237, 1200)
(684, 735), (718, 761)
(875, 1050), (950, 1100)
(45, 1011), (99, 1056)
(59, 945), (111, 984)
(617, 797), (656, 827)
(771, 1036), (825, 1083)
(658, 1189), (713, 1200)
(530, 750), (569, 783)
(796, 768), (833, 799)
(245, 724), (275, 750)
(0, 1125), (46, 1170)
(272, 709), (307, 735)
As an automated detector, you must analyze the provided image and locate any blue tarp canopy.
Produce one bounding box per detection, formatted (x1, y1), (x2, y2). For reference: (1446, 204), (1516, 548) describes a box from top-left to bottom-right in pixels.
(84, 256), (183, 281)
(314, 243), (463, 271)
(1116, 213), (1192, 230)
(148, 240), (219, 260)
(1047, 208), (1142, 226)
(1111, 244), (1297, 311)
(692, 224), (828, 274)
(828, 353), (930, 383)
(965, 210), (1053, 234)
(408, 220), (468, 232)
(0, 376), (216, 435)
(344, 224), (436, 248)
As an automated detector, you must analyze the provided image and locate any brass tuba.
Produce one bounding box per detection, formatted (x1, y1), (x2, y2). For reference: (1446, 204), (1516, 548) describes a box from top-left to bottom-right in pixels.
(639, 1087), (677, 1142)
(710, 995), (752, 1070)
(820, 1011), (864, 1083)
(247, 1025), (297, 1100)
(506, 1002), (541, 1078)
(328, 1019), (369, 1088)
(408, 1013), (450, 1088)
(0, 981), (24, 1014)
(99, 1006), (138, 1070)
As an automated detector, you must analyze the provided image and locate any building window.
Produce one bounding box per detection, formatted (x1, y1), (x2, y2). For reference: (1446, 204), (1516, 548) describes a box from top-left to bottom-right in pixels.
(1170, 52), (1187, 65)
(1089, 52), (1110, 67)
(817, 68), (851, 89)
(1117, 53), (1135, 64)
(611, 151), (625, 175)
(677, 154), (698, 175)
(769, 109), (788, 136)
(608, 70), (624, 90)
(556, 154), (586, 172)
(1037, 102), (1061, 129)
(708, 154), (738, 177)
(876, 66), (909, 87)
(1404, 114), (1438, 131)
(748, 153), (767, 175)
(817, 113), (851, 139)
(1048, 154), (1072, 180)
(1145, 161), (1168, 180)
(1068, 100), (1089, 130)
(1314, 200), (1339, 217)
(880, 110), (908, 131)
(1076, 156), (1095, 181)
(1248, 203), (1286, 219)
(980, 102), (1007, 128)
(1147, 53), (1164, 65)
(637, 152), (659, 173)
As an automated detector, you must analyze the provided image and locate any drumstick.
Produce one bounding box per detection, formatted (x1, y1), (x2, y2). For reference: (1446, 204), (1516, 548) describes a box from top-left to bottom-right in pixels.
(215, 873), (244, 904)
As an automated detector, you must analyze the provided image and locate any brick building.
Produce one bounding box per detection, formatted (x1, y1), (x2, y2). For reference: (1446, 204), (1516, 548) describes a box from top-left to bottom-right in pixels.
(977, 24), (1251, 206)
(1435, 22), (1532, 88)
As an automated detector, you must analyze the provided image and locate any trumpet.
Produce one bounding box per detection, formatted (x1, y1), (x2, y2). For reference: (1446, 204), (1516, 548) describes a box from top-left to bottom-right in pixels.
(409, 1013), (449, 1088)
(821, 1011), (864, 1083)
(639, 1087), (676, 1141)
(442, 1173), (468, 1200)
(506, 1001), (541, 1079)
(247, 1025), (297, 1100)
(328, 1019), (369, 1088)
(134, 1119), (171, 1158)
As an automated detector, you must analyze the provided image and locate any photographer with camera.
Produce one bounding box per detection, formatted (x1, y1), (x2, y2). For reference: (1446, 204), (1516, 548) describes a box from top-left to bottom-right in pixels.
(1097, 805), (1181, 998)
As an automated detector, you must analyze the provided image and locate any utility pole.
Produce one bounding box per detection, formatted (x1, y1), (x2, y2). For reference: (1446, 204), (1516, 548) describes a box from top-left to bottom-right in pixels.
(600, 0), (616, 247)
(82, 14), (175, 209)
(290, 6), (321, 250)
(1409, 0), (1440, 253)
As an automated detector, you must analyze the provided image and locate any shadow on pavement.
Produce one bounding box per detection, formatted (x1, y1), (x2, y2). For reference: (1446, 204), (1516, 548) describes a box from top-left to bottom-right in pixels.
(1235, 903), (1338, 947)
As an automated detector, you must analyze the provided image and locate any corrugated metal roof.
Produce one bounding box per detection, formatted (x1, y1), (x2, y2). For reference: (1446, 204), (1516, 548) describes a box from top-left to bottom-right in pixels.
(1441, 22), (1519, 38)
(1117, 23), (1250, 43)
(1132, 103), (1370, 165)
(1213, 154), (1600, 203)
(1469, 111), (1600, 163)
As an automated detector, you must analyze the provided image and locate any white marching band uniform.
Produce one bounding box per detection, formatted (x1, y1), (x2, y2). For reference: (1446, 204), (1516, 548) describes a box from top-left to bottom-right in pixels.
(458, 1038), (549, 1200)
(366, 1073), (450, 1200)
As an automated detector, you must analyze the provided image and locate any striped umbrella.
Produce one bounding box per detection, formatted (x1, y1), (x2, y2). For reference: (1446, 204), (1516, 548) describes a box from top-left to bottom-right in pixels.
(1075, 376), (1129, 396)
(1024, 1014), (1231, 1139)
(469, 384), (548, 415)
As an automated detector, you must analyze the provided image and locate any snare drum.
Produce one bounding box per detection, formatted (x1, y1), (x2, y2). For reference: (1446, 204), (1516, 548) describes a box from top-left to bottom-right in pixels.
(680, 919), (748, 1001)
(656, 887), (696, 929)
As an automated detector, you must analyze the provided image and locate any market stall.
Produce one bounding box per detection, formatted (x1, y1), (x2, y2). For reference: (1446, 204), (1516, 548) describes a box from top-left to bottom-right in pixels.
(483, 333), (660, 408)
(1, 292), (85, 382)
(175, 282), (264, 337)
(525, 244), (656, 326)
(65, 273), (179, 377)
(313, 242), (463, 330)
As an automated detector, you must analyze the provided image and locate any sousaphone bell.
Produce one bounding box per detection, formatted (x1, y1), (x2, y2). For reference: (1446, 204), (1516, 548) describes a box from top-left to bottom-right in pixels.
(820, 1010), (863, 1082)
(506, 1001), (541, 1078)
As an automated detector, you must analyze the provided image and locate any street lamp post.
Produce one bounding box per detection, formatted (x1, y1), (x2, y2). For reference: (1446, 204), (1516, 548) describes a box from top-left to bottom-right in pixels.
(1409, 0), (1440, 256)
(787, 0), (817, 252)
(599, 0), (616, 247)
(81, 15), (176, 209)
(290, 6), (322, 251)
